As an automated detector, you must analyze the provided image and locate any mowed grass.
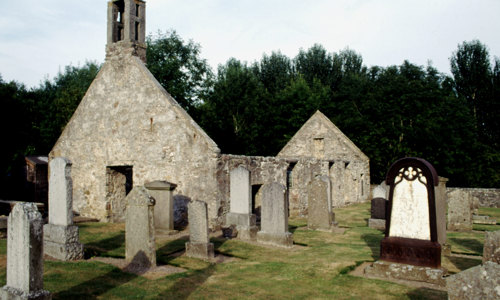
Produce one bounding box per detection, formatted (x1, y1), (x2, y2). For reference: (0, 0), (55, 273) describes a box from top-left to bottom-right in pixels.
(0, 203), (498, 299)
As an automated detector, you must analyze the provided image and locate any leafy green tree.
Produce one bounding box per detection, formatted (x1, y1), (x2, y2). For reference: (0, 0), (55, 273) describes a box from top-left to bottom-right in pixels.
(200, 59), (268, 155)
(450, 40), (492, 134)
(146, 30), (213, 113)
(295, 44), (339, 88)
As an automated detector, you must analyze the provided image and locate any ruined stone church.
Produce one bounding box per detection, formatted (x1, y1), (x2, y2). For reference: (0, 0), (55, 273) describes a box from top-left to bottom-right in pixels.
(50, 0), (370, 228)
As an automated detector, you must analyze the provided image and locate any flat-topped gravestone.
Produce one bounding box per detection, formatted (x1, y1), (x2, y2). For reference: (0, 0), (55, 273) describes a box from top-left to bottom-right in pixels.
(48, 157), (73, 226)
(145, 180), (177, 232)
(125, 186), (156, 269)
(447, 189), (473, 231)
(0, 203), (51, 300)
(307, 175), (338, 231)
(226, 166), (257, 240)
(365, 158), (445, 286)
(44, 157), (84, 261)
(256, 182), (293, 248)
(483, 230), (500, 264)
(186, 200), (214, 260)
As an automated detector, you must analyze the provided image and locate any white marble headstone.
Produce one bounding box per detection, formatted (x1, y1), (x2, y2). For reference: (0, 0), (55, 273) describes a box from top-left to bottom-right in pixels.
(388, 167), (430, 240)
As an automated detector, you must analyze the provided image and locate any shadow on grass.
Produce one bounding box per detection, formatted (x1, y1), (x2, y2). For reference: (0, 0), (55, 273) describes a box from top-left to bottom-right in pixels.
(54, 267), (137, 299)
(406, 287), (447, 300)
(447, 255), (482, 273)
(361, 233), (383, 260)
(83, 232), (125, 259)
(157, 265), (217, 299)
(449, 238), (483, 255)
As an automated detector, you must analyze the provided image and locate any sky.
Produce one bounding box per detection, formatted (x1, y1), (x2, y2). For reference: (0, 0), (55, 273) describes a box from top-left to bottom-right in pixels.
(1, 0), (499, 88)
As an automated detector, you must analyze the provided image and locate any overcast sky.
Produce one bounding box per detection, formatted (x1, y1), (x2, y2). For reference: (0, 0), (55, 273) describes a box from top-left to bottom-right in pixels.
(1, 0), (499, 88)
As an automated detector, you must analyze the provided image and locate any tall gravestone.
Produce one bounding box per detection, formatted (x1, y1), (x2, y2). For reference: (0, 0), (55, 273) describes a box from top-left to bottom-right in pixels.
(307, 175), (338, 231)
(125, 186), (156, 269)
(365, 158), (445, 286)
(186, 200), (214, 260)
(44, 157), (84, 261)
(226, 166), (257, 240)
(145, 180), (177, 232)
(256, 182), (293, 248)
(0, 203), (51, 300)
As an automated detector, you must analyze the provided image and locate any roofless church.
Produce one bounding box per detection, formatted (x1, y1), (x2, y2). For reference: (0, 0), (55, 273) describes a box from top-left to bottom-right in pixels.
(50, 0), (370, 228)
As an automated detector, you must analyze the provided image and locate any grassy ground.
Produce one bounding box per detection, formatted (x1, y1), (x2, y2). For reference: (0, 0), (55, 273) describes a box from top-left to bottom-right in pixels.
(0, 203), (498, 299)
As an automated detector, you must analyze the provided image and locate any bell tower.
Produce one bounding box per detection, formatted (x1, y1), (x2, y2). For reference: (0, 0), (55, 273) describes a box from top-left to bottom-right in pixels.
(106, 0), (146, 62)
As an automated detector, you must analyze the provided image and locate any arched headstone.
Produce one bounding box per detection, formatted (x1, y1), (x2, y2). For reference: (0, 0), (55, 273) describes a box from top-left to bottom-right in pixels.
(380, 157), (440, 268)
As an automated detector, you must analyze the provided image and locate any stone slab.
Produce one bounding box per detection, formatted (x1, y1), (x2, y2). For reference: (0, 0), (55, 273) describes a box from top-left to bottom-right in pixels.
(446, 261), (500, 300)
(372, 184), (388, 199)
(185, 242), (215, 260)
(483, 230), (500, 264)
(43, 224), (83, 261)
(235, 225), (258, 241)
(368, 218), (386, 231)
(380, 237), (441, 268)
(364, 260), (446, 286)
(188, 200), (210, 244)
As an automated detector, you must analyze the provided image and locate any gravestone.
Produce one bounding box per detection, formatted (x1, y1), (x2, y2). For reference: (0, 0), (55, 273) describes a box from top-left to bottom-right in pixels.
(483, 230), (500, 264)
(0, 203), (51, 300)
(368, 197), (387, 231)
(435, 176), (450, 254)
(256, 182), (293, 248)
(44, 157), (84, 261)
(365, 158), (445, 286)
(125, 186), (156, 269)
(447, 189), (473, 231)
(372, 183), (388, 199)
(307, 175), (338, 231)
(145, 180), (177, 232)
(186, 200), (214, 260)
(226, 166), (257, 240)
(446, 261), (500, 300)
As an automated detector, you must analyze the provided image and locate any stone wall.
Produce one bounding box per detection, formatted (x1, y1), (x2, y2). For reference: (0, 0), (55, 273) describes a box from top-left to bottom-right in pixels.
(447, 188), (500, 208)
(216, 155), (289, 224)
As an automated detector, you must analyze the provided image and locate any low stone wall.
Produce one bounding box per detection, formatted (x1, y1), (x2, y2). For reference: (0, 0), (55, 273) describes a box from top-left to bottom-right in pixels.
(447, 188), (500, 208)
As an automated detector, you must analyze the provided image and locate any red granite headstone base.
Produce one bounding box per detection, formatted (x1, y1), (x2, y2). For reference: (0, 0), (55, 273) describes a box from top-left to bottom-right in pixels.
(380, 237), (441, 268)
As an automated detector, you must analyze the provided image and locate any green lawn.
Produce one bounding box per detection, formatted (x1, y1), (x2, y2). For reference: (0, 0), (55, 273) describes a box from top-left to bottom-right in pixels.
(0, 202), (498, 299)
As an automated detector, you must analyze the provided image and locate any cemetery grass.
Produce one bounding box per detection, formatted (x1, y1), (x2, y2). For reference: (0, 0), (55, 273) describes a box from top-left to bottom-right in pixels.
(0, 205), (498, 299)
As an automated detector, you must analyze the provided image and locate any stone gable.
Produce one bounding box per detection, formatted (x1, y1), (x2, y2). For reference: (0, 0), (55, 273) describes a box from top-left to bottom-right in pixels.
(50, 53), (221, 223)
(277, 110), (368, 162)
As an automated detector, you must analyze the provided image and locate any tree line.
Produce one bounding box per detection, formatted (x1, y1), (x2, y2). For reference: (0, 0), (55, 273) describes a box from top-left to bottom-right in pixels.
(1, 31), (498, 199)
